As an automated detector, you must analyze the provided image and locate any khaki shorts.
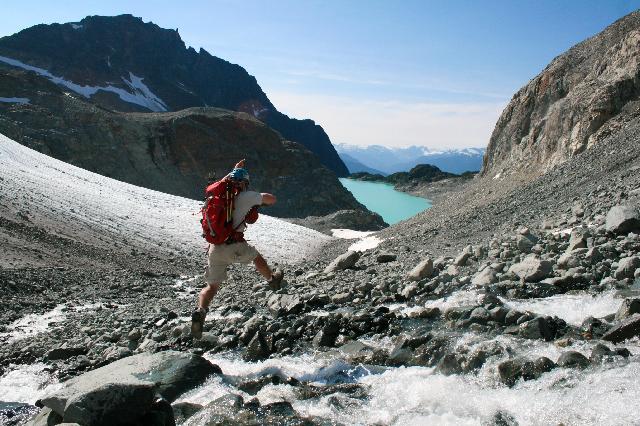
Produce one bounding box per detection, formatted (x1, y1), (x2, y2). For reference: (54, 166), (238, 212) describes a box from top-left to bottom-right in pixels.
(204, 241), (259, 284)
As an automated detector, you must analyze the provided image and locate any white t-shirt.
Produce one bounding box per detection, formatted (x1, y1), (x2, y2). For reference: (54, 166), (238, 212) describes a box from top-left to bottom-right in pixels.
(232, 190), (262, 231)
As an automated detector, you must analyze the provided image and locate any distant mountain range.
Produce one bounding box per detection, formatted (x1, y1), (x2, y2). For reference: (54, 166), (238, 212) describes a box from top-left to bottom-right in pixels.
(334, 143), (485, 175)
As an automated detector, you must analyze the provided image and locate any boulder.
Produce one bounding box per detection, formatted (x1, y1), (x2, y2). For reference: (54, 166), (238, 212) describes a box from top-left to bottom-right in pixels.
(376, 253), (397, 263)
(244, 331), (272, 362)
(266, 294), (304, 317)
(472, 267), (498, 286)
(602, 314), (640, 343)
(46, 347), (87, 361)
(39, 351), (219, 425)
(454, 251), (472, 266)
(312, 321), (340, 347)
(615, 298), (640, 321)
(497, 356), (556, 387)
(605, 205), (640, 234)
(518, 317), (553, 341)
(567, 228), (589, 251)
(557, 351), (590, 369)
(613, 256), (640, 280)
(509, 257), (553, 282)
(516, 234), (536, 253)
(407, 258), (434, 281)
(324, 251), (360, 273)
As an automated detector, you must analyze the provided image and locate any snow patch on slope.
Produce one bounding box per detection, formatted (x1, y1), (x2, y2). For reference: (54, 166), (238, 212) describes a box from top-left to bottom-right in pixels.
(0, 55), (167, 112)
(0, 134), (331, 264)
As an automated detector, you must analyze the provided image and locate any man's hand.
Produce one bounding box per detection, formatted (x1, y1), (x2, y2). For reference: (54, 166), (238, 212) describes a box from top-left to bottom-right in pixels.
(234, 159), (246, 169)
(261, 193), (277, 206)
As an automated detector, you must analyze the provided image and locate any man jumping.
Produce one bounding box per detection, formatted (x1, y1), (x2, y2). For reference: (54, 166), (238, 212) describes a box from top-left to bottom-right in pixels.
(191, 159), (283, 338)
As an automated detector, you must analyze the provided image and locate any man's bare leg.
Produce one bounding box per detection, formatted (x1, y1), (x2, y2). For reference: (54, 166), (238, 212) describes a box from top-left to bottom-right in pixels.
(253, 254), (273, 280)
(254, 254), (283, 290)
(198, 282), (220, 310)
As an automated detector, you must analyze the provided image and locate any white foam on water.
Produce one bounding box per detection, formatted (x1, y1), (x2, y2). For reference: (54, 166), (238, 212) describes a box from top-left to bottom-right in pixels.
(502, 291), (622, 326)
(331, 229), (376, 239)
(424, 289), (481, 311)
(0, 303), (108, 342)
(0, 364), (62, 404)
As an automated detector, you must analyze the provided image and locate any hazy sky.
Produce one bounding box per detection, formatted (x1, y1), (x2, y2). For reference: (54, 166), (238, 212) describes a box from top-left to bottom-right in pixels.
(2, 0), (640, 148)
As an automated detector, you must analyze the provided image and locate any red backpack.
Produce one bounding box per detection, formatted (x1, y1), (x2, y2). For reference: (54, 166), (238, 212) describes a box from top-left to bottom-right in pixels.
(200, 179), (242, 245)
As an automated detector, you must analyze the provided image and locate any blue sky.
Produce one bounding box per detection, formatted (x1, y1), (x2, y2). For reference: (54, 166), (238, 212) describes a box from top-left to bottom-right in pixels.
(2, 0), (640, 148)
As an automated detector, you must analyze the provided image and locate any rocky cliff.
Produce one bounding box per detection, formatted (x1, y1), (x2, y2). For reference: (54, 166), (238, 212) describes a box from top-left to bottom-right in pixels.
(0, 14), (348, 176)
(0, 68), (375, 220)
(482, 11), (640, 178)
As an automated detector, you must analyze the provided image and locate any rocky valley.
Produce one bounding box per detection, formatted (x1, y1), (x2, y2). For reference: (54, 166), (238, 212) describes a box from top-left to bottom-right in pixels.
(1, 9), (640, 426)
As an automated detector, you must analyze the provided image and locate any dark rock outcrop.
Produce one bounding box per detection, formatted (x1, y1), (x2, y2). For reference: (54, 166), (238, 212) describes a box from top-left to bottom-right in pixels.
(0, 14), (348, 176)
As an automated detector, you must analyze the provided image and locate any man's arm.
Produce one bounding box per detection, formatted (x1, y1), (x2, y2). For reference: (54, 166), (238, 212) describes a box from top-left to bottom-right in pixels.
(261, 193), (277, 206)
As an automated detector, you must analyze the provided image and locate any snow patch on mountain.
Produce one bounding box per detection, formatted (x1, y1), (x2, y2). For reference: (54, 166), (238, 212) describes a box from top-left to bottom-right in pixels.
(0, 134), (331, 264)
(0, 55), (167, 112)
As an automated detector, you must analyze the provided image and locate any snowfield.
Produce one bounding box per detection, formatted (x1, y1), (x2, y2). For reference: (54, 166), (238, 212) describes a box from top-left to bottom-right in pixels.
(0, 134), (332, 264)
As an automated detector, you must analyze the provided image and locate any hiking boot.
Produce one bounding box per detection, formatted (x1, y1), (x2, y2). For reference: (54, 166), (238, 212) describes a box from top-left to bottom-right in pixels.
(191, 307), (207, 339)
(268, 269), (284, 291)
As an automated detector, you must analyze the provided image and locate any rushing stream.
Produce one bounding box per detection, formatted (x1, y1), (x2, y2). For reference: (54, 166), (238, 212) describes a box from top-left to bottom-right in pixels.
(1, 284), (638, 425)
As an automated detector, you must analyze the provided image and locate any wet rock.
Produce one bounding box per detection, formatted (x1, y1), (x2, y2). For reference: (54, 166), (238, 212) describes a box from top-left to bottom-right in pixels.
(615, 298), (640, 321)
(240, 316), (264, 345)
(590, 343), (618, 363)
(557, 351), (590, 369)
(413, 335), (452, 367)
(376, 253), (397, 263)
(312, 321), (340, 348)
(605, 205), (640, 234)
(580, 316), (609, 339)
(435, 353), (462, 375)
(296, 383), (367, 400)
(23, 407), (63, 426)
(237, 374), (298, 395)
(509, 257), (553, 282)
(497, 356), (556, 387)
(518, 317), (553, 341)
(46, 347), (87, 361)
(244, 331), (272, 362)
(331, 293), (353, 304)
(484, 410), (519, 426)
(38, 351), (219, 424)
(172, 402), (203, 425)
(614, 256), (640, 280)
(407, 307), (441, 319)
(324, 251), (360, 273)
(602, 314), (640, 343)
(408, 258), (434, 281)
(469, 307), (491, 324)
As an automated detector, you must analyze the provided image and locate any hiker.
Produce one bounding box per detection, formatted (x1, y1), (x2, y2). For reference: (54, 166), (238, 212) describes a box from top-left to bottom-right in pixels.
(191, 159), (284, 338)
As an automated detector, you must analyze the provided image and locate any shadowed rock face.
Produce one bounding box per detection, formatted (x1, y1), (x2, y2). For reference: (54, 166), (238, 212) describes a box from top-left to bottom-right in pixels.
(0, 68), (369, 219)
(0, 14), (348, 176)
(482, 11), (640, 178)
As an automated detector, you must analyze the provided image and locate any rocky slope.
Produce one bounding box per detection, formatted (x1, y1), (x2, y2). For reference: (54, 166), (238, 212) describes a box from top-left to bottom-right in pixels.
(481, 10), (640, 179)
(0, 14), (348, 176)
(0, 67), (380, 222)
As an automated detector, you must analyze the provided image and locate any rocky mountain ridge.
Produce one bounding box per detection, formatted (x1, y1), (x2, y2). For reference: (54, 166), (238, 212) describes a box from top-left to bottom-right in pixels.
(0, 67), (379, 222)
(481, 10), (640, 179)
(0, 14), (348, 176)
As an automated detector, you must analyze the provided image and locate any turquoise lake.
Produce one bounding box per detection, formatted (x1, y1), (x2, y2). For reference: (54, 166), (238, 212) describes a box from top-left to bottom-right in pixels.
(339, 178), (432, 225)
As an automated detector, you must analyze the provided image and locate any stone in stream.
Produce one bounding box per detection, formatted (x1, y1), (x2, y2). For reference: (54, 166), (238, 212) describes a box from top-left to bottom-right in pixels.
(37, 351), (220, 426)
(518, 317), (553, 341)
(407, 258), (434, 281)
(509, 257), (553, 282)
(244, 331), (272, 362)
(497, 356), (556, 387)
(614, 256), (640, 280)
(324, 251), (360, 273)
(266, 294), (304, 318)
(602, 314), (640, 343)
(605, 205), (640, 234)
(615, 298), (640, 321)
(557, 351), (590, 369)
(312, 321), (340, 347)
